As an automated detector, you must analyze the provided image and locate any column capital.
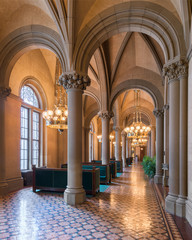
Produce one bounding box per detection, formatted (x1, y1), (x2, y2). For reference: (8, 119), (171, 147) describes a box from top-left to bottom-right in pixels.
(0, 87), (11, 99)
(153, 109), (164, 118)
(163, 104), (169, 111)
(98, 111), (114, 120)
(163, 60), (188, 84)
(121, 131), (127, 137)
(59, 72), (91, 90)
(113, 126), (121, 132)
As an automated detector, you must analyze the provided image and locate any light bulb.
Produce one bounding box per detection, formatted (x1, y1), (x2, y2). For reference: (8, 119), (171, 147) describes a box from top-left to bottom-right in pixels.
(53, 116), (58, 121)
(55, 109), (62, 116)
(47, 110), (53, 116)
(64, 110), (68, 116)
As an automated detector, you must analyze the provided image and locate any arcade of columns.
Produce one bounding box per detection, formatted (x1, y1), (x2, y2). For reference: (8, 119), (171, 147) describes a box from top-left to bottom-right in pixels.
(55, 59), (188, 220)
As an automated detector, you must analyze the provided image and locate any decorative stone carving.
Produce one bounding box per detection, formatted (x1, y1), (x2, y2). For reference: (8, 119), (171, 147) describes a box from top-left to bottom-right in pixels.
(99, 111), (114, 120)
(121, 131), (127, 137)
(163, 60), (188, 83)
(0, 87), (11, 98)
(153, 109), (164, 118)
(59, 72), (91, 90)
(163, 104), (169, 111)
(114, 126), (121, 132)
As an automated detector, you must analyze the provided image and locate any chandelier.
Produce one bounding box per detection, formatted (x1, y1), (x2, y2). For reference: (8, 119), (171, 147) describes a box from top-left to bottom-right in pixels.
(125, 90), (151, 146)
(42, 82), (68, 133)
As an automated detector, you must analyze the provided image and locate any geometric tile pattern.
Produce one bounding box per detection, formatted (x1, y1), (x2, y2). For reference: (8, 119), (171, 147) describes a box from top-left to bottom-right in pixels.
(0, 163), (183, 239)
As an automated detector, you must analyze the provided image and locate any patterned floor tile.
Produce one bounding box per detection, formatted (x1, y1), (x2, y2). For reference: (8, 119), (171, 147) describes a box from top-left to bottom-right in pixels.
(0, 163), (183, 239)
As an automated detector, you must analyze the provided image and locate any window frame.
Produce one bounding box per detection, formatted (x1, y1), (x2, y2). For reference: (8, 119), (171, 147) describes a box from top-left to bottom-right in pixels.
(20, 85), (43, 170)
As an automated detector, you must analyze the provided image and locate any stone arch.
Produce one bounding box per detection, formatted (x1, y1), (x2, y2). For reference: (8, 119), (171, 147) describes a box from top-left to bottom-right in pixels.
(84, 109), (99, 129)
(84, 90), (101, 110)
(74, 1), (186, 74)
(121, 106), (156, 127)
(19, 76), (48, 110)
(110, 79), (164, 110)
(0, 25), (67, 88)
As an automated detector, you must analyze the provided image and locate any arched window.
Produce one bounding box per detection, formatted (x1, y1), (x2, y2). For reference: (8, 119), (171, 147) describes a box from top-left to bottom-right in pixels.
(20, 85), (42, 170)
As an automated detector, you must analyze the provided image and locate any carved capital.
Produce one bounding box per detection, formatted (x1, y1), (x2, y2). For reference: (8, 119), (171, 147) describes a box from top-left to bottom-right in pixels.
(59, 72), (91, 90)
(163, 60), (188, 83)
(121, 131), (127, 137)
(163, 104), (169, 111)
(176, 60), (188, 78)
(99, 111), (114, 120)
(0, 87), (11, 99)
(113, 126), (121, 132)
(153, 109), (164, 118)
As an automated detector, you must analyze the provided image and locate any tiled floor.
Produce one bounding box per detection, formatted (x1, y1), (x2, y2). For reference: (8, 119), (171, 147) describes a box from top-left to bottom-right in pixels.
(0, 163), (183, 239)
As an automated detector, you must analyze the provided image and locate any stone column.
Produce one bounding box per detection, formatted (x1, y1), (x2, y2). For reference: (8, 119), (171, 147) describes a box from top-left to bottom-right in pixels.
(84, 127), (90, 163)
(0, 87), (11, 195)
(126, 138), (128, 158)
(59, 72), (90, 205)
(176, 60), (188, 217)
(163, 63), (180, 214)
(121, 132), (126, 168)
(89, 132), (92, 162)
(153, 109), (164, 184)
(93, 131), (98, 160)
(151, 126), (156, 158)
(128, 139), (132, 157)
(110, 139), (113, 159)
(115, 127), (121, 161)
(99, 111), (113, 164)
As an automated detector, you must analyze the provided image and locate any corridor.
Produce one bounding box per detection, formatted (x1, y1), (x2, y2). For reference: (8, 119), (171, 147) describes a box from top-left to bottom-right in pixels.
(0, 164), (182, 240)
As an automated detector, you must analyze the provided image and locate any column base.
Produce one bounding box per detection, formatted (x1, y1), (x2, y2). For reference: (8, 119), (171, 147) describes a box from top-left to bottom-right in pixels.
(165, 194), (178, 215)
(0, 181), (8, 195)
(154, 175), (162, 184)
(64, 187), (86, 205)
(186, 199), (192, 227)
(176, 196), (187, 217)
(162, 176), (169, 187)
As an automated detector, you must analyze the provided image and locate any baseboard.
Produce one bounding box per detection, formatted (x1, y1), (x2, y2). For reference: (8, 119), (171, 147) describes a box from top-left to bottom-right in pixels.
(6, 177), (23, 194)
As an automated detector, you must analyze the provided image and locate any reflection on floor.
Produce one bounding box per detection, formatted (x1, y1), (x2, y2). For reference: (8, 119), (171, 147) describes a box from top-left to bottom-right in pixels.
(0, 163), (183, 239)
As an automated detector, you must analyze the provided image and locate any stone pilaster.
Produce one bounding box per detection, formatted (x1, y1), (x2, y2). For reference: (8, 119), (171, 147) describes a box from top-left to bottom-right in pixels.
(163, 60), (186, 215)
(176, 60), (188, 217)
(59, 72), (90, 205)
(99, 111), (113, 164)
(153, 109), (164, 184)
(0, 87), (11, 195)
(163, 104), (169, 187)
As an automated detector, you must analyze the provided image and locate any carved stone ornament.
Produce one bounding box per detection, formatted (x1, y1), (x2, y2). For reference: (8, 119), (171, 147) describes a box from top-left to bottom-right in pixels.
(163, 60), (188, 83)
(99, 111), (114, 120)
(59, 72), (91, 90)
(163, 104), (169, 111)
(153, 109), (164, 118)
(0, 87), (11, 98)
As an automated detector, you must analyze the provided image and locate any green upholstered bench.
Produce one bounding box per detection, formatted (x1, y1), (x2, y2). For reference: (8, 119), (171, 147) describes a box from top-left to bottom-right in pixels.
(91, 160), (117, 178)
(82, 163), (111, 184)
(33, 166), (100, 196)
(111, 160), (123, 173)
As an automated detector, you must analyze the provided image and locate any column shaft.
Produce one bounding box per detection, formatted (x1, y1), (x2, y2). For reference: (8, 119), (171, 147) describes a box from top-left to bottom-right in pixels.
(176, 73), (188, 217)
(154, 110), (163, 184)
(165, 79), (180, 214)
(93, 132), (98, 160)
(115, 128), (121, 161)
(122, 133), (126, 168)
(151, 126), (156, 158)
(101, 117), (109, 164)
(64, 88), (85, 204)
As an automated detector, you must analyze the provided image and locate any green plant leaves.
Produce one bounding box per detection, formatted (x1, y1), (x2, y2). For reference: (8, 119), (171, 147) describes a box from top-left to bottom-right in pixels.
(141, 155), (156, 178)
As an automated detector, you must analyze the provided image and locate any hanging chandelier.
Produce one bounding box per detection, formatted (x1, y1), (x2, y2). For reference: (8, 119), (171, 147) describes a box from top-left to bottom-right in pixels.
(125, 90), (151, 146)
(42, 82), (68, 133)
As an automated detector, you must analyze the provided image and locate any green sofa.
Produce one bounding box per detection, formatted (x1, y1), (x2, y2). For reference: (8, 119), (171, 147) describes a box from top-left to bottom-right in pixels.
(33, 166), (100, 196)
